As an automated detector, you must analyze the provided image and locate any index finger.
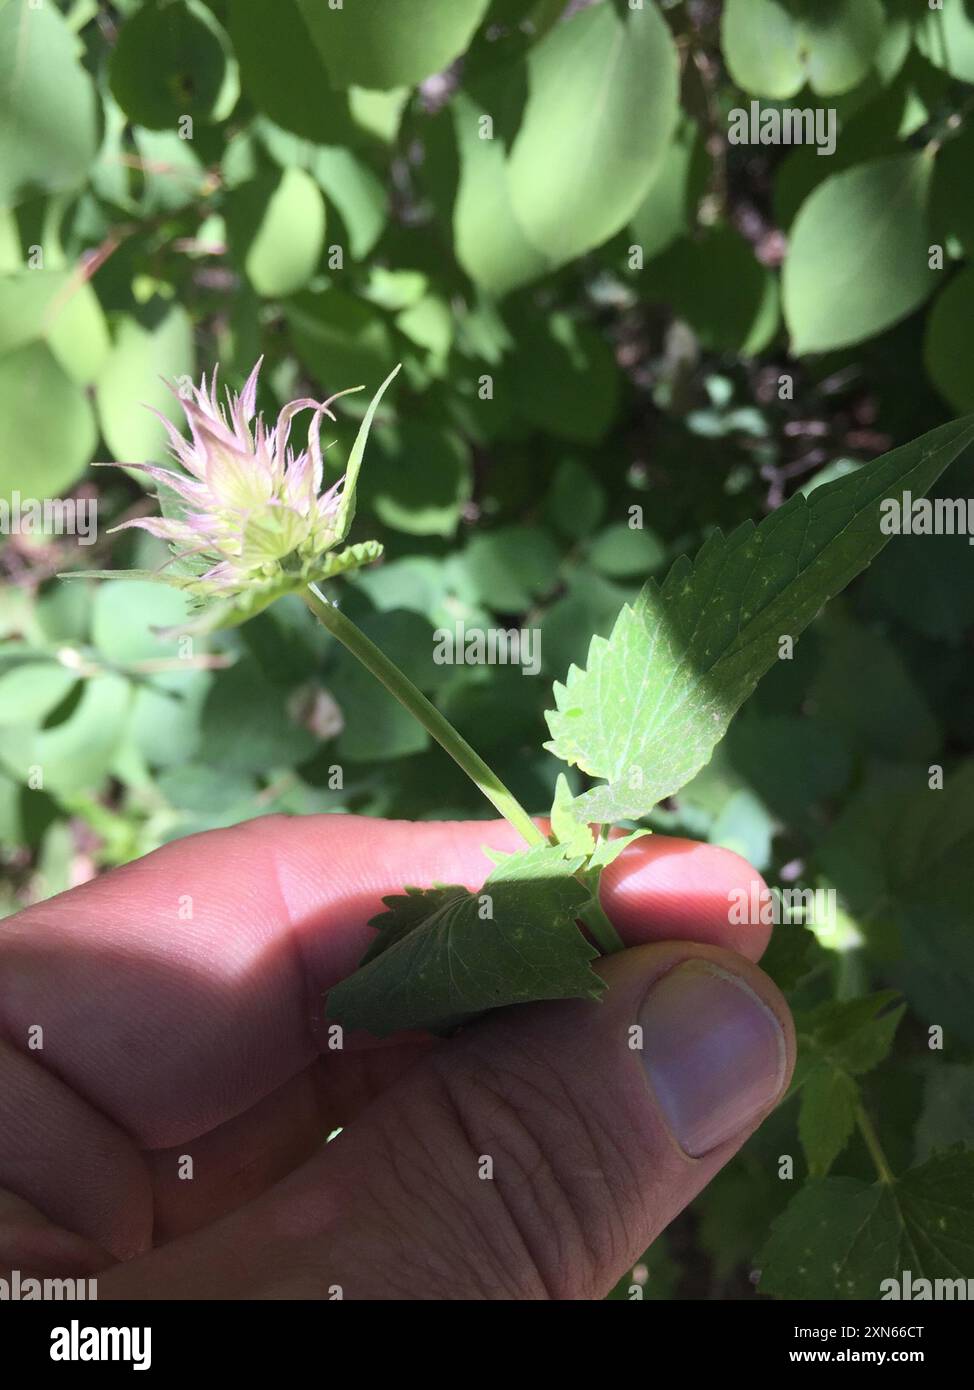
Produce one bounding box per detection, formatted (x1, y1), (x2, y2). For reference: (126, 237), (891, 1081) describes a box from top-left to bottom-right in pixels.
(0, 814), (769, 1149)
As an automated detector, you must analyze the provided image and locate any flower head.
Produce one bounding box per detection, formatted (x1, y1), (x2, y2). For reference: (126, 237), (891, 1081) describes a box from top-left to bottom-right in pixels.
(104, 358), (396, 609)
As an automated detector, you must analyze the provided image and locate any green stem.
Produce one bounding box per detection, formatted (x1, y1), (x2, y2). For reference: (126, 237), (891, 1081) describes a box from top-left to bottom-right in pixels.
(856, 1104), (895, 1186)
(303, 584), (625, 956)
(305, 584), (544, 849)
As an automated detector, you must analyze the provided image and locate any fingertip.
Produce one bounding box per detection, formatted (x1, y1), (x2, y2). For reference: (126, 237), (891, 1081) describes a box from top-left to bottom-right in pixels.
(600, 835), (773, 961)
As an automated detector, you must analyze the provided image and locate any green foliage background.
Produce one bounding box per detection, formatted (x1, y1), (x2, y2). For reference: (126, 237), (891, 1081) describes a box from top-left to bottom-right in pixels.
(2, 0), (974, 1299)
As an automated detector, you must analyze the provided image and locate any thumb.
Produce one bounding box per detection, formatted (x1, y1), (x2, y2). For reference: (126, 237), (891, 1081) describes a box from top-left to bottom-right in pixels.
(300, 938), (796, 1299)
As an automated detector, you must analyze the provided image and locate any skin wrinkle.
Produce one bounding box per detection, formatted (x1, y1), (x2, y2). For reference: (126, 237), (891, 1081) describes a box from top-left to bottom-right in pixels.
(420, 1063), (554, 1300)
(432, 1042), (626, 1300)
(351, 1079), (531, 1300)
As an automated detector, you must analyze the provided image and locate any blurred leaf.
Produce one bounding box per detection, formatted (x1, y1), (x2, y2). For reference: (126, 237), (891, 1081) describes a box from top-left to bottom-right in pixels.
(0, 271), (109, 385)
(110, 0), (235, 130)
(809, 618), (941, 762)
(931, 124), (974, 255)
(507, 310), (620, 443)
(200, 657), (318, 773)
(228, 0), (353, 143)
(916, 0), (974, 82)
(783, 154), (934, 354)
(226, 167), (326, 298)
(451, 87), (552, 297)
(721, 0), (884, 99)
(0, 662), (78, 728)
(0, 0), (99, 207)
(0, 670), (131, 794)
(629, 115), (708, 263)
(544, 459), (606, 542)
(94, 306), (195, 469)
(644, 226), (779, 356)
(587, 523), (665, 579)
(298, 0), (491, 90)
(0, 342), (97, 500)
(362, 419), (471, 536)
(310, 147), (387, 259)
(288, 287), (394, 392)
(91, 581), (191, 663)
(540, 570), (629, 679)
(924, 266), (974, 413)
(460, 524), (560, 612)
(915, 1064), (974, 1163)
(507, 1), (678, 264)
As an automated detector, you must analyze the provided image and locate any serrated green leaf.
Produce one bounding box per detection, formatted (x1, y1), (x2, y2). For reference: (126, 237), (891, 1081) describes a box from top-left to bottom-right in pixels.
(758, 1151), (974, 1298)
(326, 844), (600, 1036)
(545, 413), (974, 825)
(791, 992), (904, 1177)
(550, 773), (596, 856)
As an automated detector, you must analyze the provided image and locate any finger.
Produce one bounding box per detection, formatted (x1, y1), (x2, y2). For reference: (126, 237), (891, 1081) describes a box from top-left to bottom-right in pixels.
(0, 817), (767, 1153)
(601, 835), (773, 959)
(97, 940), (794, 1300)
(147, 1040), (433, 1241)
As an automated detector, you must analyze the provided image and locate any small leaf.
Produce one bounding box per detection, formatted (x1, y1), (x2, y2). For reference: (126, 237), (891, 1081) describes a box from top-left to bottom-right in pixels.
(545, 413), (974, 824)
(550, 773), (596, 857)
(791, 992), (904, 1177)
(326, 845), (600, 1036)
(333, 364), (401, 542)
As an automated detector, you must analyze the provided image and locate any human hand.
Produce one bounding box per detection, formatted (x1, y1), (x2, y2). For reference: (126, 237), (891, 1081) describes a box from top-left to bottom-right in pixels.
(0, 814), (794, 1299)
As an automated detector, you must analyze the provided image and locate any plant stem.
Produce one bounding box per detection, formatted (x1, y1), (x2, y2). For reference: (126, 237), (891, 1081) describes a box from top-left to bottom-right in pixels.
(303, 584), (625, 956)
(304, 584), (545, 849)
(856, 1104), (895, 1186)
